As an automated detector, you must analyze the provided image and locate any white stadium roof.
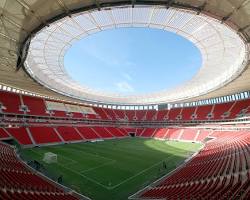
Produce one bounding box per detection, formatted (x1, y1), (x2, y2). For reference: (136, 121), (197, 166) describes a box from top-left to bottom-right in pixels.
(0, 0), (250, 105)
(24, 5), (248, 104)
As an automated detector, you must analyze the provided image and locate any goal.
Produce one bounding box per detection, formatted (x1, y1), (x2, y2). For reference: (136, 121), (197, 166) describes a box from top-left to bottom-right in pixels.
(43, 152), (57, 164)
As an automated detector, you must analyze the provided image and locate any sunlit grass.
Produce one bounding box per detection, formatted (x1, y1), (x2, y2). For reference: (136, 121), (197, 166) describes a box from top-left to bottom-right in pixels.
(20, 138), (202, 200)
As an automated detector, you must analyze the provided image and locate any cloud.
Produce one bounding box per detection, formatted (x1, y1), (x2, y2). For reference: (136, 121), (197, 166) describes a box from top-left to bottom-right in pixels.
(115, 81), (135, 93)
(122, 73), (133, 81)
(81, 42), (138, 70)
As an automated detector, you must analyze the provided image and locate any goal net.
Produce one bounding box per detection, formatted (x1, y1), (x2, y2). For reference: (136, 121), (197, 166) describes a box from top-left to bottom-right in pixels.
(43, 152), (57, 164)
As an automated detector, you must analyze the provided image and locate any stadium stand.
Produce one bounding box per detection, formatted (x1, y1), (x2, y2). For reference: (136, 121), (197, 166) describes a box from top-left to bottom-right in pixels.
(180, 129), (198, 141)
(195, 105), (214, 120)
(0, 90), (249, 200)
(135, 130), (250, 199)
(166, 128), (182, 140)
(2, 126), (131, 145)
(196, 130), (211, 142)
(105, 127), (127, 137)
(0, 142), (81, 200)
(29, 127), (62, 144)
(52, 111), (67, 118)
(92, 127), (114, 138)
(56, 127), (83, 142)
(0, 129), (11, 140)
(145, 110), (157, 121)
(103, 109), (116, 120)
(181, 107), (196, 120)
(93, 107), (109, 120)
(22, 95), (49, 116)
(2, 124), (250, 148)
(229, 99), (250, 119)
(1, 1), (250, 200)
(114, 109), (126, 120)
(155, 110), (167, 121)
(153, 128), (167, 139)
(0, 91), (23, 114)
(71, 111), (83, 119)
(125, 110), (136, 121)
(76, 127), (101, 140)
(212, 102), (235, 120)
(168, 108), (182, 121)
(0, 91), (249, 122)
(134, 128), (145, 136)
(140, 128), (156, 137)
(6, 128), (33, 145)
(135, 110), (146, 121)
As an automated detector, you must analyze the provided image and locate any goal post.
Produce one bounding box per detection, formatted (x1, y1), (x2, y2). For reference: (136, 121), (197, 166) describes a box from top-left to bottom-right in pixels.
(43, 152), (57, 164)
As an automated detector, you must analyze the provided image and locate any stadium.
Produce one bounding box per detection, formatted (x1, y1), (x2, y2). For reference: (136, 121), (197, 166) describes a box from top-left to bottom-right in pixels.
(0, 0), (250, 200)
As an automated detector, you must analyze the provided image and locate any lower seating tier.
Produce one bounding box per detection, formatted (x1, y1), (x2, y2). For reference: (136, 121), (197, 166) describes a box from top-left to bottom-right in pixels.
(136, 130), (250, 199)
(29, 127), (62, 144)
(0, 142), (81, 200)
(1, 127), (219, 145)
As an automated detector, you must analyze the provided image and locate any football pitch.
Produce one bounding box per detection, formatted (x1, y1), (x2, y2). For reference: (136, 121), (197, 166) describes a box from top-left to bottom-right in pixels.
(20, 138), (202, 200)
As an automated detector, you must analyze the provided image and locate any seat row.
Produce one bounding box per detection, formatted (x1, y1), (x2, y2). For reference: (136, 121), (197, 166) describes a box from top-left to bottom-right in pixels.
(0, 143), (81, 200)
(0, 126), (213, 146)
(0, 126), (129, 145)
(0, 91), (249, 121)
(137, 131), (250, 199)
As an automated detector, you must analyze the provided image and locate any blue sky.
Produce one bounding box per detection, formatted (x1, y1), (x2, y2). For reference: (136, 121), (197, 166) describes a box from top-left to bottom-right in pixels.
(64, 28), (202, 95)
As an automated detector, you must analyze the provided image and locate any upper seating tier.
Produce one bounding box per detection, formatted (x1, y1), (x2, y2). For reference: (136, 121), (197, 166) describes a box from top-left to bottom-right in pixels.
(0, 91), (249, 122)
(0, 91), (22, 114)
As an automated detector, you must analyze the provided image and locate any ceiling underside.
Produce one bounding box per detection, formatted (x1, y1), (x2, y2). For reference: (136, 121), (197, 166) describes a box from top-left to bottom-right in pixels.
(25, 6), (247, 104)
(0, 0), (250, 105)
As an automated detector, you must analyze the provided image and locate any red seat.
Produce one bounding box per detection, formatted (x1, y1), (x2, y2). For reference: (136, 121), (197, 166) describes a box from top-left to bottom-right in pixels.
(29, 127), (62, 144)
(56, 127), (83, 141)
(6, 127), (33, 145)
(0, 91), (22, 114)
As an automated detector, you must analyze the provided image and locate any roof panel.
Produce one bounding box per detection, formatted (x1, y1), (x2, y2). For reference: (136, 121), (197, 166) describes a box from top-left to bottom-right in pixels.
(23, 5), (248, 104)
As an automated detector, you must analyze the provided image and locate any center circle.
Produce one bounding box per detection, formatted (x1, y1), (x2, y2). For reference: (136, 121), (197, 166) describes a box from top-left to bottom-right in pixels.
(64, 27), (202, 95)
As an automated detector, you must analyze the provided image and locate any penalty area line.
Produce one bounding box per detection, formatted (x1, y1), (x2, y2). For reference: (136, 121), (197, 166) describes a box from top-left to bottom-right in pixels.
(66, 148), (115, 162)
(108, 155), (176, 189)
(80, 160), (116, 173)
(57, 162), (110, 189)
(30, 149), (78, 167)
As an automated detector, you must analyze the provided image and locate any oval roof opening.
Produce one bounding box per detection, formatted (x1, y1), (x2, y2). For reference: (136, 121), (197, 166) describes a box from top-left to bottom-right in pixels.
(25, 6), (247, 104)
(64, 27), (202, 95)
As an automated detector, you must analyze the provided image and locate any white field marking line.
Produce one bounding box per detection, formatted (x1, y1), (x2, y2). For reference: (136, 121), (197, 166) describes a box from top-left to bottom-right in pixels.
(54, 153), (174, 190)
(30, 150), (109, 188)
(80, 160), (116, 173)
(62, 158), (78, 167)
(117, 145), (177, 154)
(30, 149), (45, 158)
(30, 145), (186, 190)
(56, 162), (110, 189)
(59, 155), (78, 165)
(101, 139), (176, 153)
(30, 149), (77, 166)
(67, 148), (115, 162)
(108, 155), (176, 190)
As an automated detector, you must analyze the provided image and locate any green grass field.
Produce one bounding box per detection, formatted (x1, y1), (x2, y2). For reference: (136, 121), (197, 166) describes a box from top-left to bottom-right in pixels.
(20, 138), (201, 200)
